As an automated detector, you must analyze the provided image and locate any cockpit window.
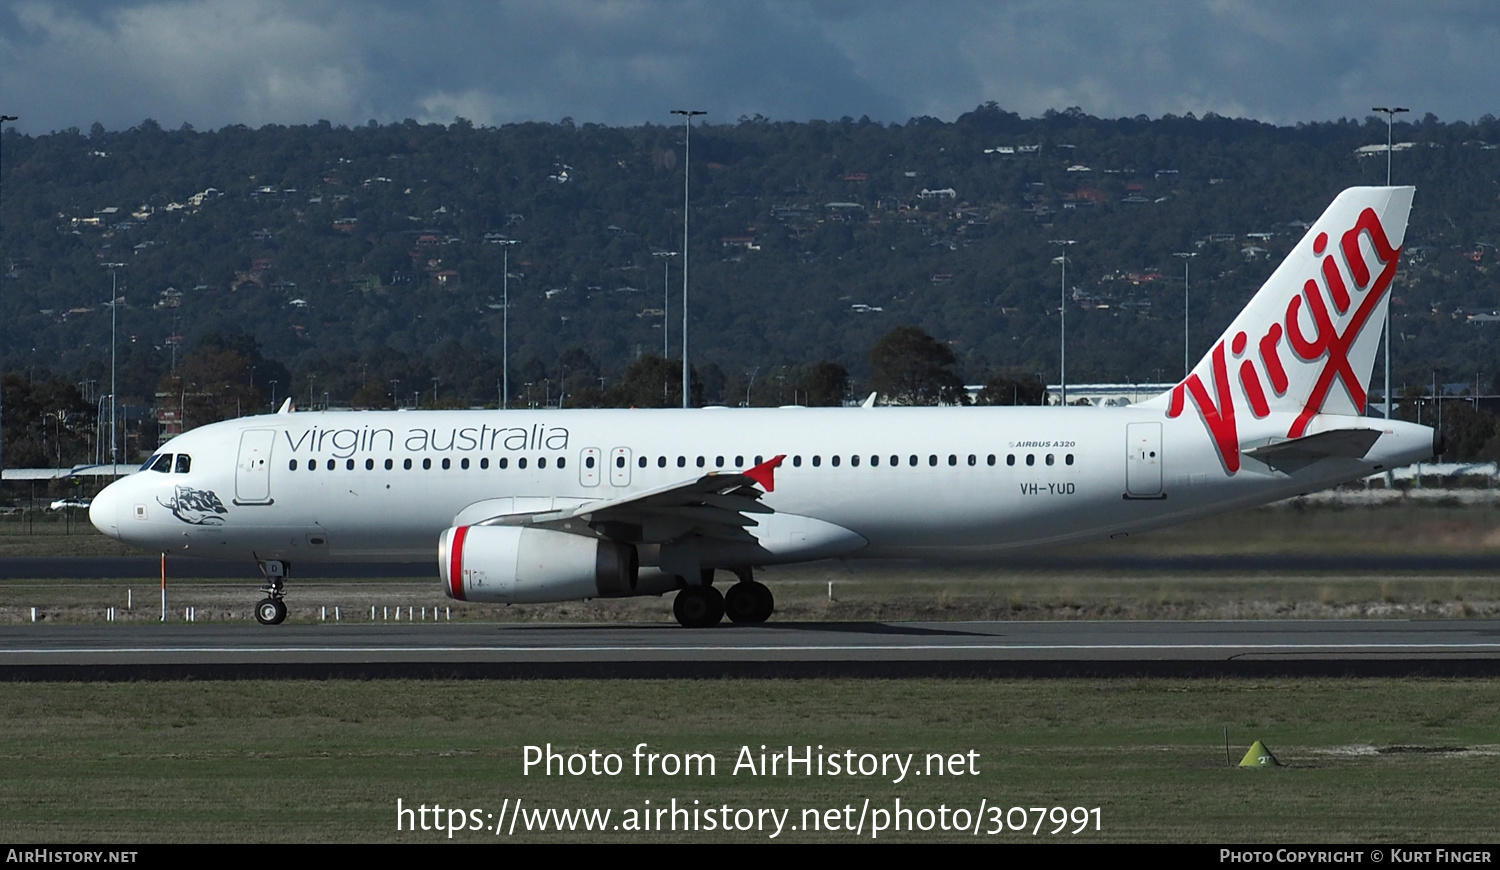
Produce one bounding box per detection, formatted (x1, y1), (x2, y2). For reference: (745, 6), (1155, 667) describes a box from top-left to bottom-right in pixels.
(148, 454), (173, 473)
(174, 454), (192, 474)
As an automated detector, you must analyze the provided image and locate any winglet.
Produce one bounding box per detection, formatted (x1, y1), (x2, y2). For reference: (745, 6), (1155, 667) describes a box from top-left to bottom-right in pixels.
(744, 454), (786, 492)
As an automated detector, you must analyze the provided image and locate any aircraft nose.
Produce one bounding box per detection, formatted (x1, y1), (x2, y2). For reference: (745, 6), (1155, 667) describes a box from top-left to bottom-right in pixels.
(89, 483), (121, 540)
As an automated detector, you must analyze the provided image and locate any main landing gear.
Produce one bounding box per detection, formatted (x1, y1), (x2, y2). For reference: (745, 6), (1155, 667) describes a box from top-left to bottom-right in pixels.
(672, 569), (774, 628)
(254, 559), (289, 626)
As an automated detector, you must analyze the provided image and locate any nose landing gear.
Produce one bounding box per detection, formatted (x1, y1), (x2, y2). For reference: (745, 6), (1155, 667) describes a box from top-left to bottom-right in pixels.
(254, 559), (289, 625)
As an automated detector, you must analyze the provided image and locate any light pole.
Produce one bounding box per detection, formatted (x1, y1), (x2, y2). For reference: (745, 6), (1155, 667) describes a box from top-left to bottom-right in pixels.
(102, 263), (125, 468)
(1050, 239), (1075, 406)
(497, 240), (518, 409)
(1373, 106), (1407, 422)
(655, 250), (678, 359)
(0, 114), (15, 483)
(1174, 252), (1197, 379)
(671, 109), (705, 409)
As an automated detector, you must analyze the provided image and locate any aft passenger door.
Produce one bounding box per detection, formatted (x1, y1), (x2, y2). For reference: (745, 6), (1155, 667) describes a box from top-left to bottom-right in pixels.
(1125, 422), (1164, 498)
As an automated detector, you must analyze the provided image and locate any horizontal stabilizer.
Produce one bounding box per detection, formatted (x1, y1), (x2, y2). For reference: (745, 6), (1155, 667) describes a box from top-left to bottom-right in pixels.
(1242, 428), (1381, 473)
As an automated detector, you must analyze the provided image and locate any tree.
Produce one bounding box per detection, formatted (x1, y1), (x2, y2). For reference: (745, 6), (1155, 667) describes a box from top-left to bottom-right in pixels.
(975, 373), (1047, 406)
(159, 342), (266, 430)
(606, 356), (701, 408)
(0, 372), (93, 469)
(799, 360), (848, 406)
(868, 326), (966, 406)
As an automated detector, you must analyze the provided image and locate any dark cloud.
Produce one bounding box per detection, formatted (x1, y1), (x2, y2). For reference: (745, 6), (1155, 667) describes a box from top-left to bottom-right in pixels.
(1, 0), (1497, 134)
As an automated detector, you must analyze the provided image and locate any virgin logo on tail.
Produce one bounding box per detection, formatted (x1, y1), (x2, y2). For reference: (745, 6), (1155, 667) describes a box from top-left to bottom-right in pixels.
(1167, 206), (1403, 474)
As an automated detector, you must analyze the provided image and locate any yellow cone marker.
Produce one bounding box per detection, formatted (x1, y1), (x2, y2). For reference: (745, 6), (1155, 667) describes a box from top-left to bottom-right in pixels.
(1239, 740), (1280, 767)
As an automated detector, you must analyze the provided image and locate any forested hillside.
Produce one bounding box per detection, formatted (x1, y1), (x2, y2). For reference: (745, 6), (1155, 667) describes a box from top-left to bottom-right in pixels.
(4, 106), (1500, 464)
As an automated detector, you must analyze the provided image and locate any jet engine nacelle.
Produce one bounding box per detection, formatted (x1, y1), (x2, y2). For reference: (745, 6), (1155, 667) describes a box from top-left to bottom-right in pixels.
(439, 525), (638, 603)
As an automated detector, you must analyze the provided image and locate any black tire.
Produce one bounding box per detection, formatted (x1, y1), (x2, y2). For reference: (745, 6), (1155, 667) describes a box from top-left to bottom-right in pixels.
(748, 580), (774, 623)
(255, 597), (288, 625)
(725, 581), (774, 624)
(673, 586), (725, 628)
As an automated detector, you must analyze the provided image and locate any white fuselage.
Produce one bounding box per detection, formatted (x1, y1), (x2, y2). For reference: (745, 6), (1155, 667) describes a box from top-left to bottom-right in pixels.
(89, 403), (1434, 568)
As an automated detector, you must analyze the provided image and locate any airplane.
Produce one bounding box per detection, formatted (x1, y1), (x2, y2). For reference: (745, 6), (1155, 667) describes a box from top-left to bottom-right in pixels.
(89, 185), (1436, 628)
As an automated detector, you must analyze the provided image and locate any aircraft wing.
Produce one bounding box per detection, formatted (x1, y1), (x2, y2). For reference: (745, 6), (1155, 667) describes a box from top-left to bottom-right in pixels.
(1242, 428), (1382, 473)
(473, 455), (786, 544)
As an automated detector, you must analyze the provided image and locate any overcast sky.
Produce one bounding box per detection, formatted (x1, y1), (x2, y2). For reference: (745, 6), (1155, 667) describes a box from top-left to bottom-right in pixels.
(1, 0), (1497, 135)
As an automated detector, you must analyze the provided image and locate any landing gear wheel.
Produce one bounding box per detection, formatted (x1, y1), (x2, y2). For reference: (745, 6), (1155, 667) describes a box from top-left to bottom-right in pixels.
(724, 581), (774, 624)
(673, 585), (725, 628)
(255, 597), (288, 625)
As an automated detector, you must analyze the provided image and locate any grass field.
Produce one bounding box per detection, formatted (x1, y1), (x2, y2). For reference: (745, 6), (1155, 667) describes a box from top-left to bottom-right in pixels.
(6, 498), (1500, 624)
(0, 678), (1495, 843)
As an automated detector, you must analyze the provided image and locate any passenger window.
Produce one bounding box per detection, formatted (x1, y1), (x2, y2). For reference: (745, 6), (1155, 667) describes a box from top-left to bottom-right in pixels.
(586, 456), (596, 469)
(175, 455), (192, 473)
(696, 456), (705, 468)
(385, 459), (393, 470)
(461, 458), (470, 470)
(831, 455), (841, 467)
(1046, 454), (1055, 466)
(987, 454), (996, 466)
(616, 456), (625, 468)
(404, 458), (413, 470)
(928, 455), (937, 467)
(423, 458), (432, 470)
(1007, 454), (1016, 466)
(441, 458), (451, 470)
(289, 460), (298, 471)
(638, 456), (647, 468)
(948, 455), (957, 466)
(968, 454), (977, 466)
(850, 455), (860, 467)
(518, 458), (528, 469)
(735, 455), (744, 467)
(812, 456), (822, 467)
(870, 455), (879, 467)
(366, 459), (375, 470)
(677, 456), (686, 468)
(658, 456), (667, 468)
(1066, 454), (1074, 466)
(715, 456), (724, 468)
(538, 457), (547, 469)
(499, 458), (508, 469)
(890, 455), (898, 466)
(326, 459), (336, 471)
(557, 457), (566, 469)
(754, 455), (763, 466)
(479, 458), (488, 469)
(1026, 454), (1035, 466)
(346, 459), (355, 470)
(793, 456), (802, 467)
(909, 455), (918, 467)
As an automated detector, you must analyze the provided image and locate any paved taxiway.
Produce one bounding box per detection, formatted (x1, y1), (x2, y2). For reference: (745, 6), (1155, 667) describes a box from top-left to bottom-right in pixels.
(3, 620), (1498, 679)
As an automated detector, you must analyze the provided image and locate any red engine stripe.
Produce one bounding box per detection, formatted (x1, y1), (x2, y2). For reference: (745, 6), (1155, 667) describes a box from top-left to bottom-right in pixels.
(448, 526), (469, 601)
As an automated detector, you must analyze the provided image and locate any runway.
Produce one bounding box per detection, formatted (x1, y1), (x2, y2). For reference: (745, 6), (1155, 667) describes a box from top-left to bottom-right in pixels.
(3, 619), (1498, 679)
